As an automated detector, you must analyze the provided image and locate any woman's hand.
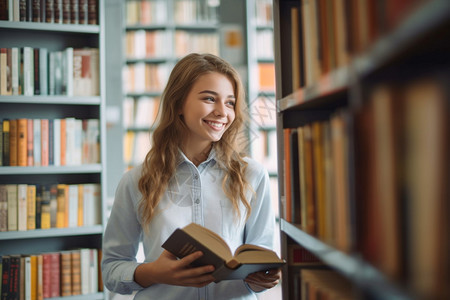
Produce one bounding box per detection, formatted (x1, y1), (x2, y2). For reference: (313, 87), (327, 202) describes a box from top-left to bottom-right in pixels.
(134, 250), (215, 288)
(244, 268), (281, 292)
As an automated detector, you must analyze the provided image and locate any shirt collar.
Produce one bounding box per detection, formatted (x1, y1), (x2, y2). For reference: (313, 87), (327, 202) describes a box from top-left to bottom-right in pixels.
(177, 146), (217, 167)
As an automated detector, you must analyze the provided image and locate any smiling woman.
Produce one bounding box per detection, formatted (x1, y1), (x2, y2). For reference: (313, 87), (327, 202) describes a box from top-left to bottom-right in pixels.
(180, 72), (236, 159)
(102, 53), (281, 300)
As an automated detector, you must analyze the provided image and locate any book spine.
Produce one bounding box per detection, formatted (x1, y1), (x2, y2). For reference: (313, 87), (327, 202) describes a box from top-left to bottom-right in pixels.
(53, 0), (62, 24)
(17, 118), (27, 167)
(56, 184), (66, 228)
(26, 119), (33, 166)
(39, 48), (48, 96)
(33, 48), (40, 96)
(40, 119), (49, 166)
(70, 0), (77, 24)
(87, 0), (96, 24)
(48, 119), (53, 165)
(35, 185), (42, 229)
(53, 119), (60, 166)
(60, 118), (66, 166)
(32, 0), (41, 22)
(26, 185), (36, 230)
(40, 185), (50, 229)
(11, 47), (20, 95)
(33, 119), (41, 166)
(0, 48), (7, 95)
(49, 184), (57, 228)
(17, 184), (28, 231)
(62, 0), (70, 23)
(2, 120), (10, 166)
(71, 250), (81, 295)
(45, 0), (53, 23)
(9, 119), (17, 166)
(7, 184), (18, 231)
(0, 185), (7, 232)
(23, 47), (34, 96)
(60, 252), (72, 296)
(78, 0), (87, 24)
(49, 253), (60, 297)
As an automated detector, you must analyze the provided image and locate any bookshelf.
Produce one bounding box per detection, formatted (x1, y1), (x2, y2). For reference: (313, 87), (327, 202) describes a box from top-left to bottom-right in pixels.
(0, 1), (106, 298)
(123, 0), (219, 170)
(273, 0), (449, 299)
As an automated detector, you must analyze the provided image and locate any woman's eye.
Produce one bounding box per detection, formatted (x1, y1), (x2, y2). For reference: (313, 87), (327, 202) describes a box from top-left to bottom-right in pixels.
(204, 97), (215, 102)
(226, 100), (236, 107)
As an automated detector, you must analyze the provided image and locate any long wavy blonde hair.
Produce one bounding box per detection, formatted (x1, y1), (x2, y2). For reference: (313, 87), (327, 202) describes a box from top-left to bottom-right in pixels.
(138, 53), (251, 228)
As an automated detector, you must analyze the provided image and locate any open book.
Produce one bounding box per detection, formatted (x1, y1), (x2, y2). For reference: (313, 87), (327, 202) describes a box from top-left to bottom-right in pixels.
(162, 223), (285, 282)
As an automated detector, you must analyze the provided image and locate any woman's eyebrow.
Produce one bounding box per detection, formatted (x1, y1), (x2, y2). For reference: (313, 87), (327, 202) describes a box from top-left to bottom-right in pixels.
(199, 90), (236, 99)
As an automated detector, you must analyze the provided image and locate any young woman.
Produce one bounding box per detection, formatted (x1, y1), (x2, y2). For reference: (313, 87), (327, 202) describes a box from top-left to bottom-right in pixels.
(101, 53), (281, 299)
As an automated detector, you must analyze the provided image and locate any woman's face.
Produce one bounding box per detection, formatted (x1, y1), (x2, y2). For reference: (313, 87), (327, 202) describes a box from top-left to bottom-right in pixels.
(180, 72), (236, 148)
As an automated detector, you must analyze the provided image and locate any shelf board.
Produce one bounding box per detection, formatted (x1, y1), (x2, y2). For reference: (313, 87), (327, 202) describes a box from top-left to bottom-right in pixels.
(0, 21), (100, 33)
(0, 164), (103, 175)
(281, 219), (412, 300)
(126, 24), (169, 31)
(0, 95), (101, 105)
(174, 23), (218, 30)
(126, 57), (172, 64)
(0, 225), (103, 241)
(49, 292), (104, 300)
(126, 92), (163, 98)
(279, 67), (349, 111)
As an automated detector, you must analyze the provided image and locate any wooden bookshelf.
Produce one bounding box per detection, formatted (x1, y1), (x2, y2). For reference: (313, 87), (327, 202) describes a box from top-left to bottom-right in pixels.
(273, 0), (450, 299)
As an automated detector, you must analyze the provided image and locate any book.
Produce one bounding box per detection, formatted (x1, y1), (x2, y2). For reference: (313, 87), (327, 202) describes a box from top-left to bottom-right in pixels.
(2, 119), (10, 166)
(162, 223), (285, 282)
(27, 119), (33, 166)
(17, 118), (27, 166)
(26, 184), (36, 230)
(17, 183), (28, 231)
(6, 184), (18, 231)
(9, 119), (17, 166)
(0, 185), (7, 231)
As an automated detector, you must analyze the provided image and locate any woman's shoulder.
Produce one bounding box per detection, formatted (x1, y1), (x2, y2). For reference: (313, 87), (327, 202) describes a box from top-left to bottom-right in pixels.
(243, 156), (269, 179)
(120, 164), (143, 186)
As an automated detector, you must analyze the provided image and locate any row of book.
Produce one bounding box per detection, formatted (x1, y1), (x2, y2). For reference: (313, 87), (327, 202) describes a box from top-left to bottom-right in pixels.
(124, 131), (151, 169)
(126, 0), (219, 26)
(282, 76), (449, 299)
(174, 31), (219, 58)
(254, 0), (273, 26)
(0, 183), (101, 232)
(0, 118), (100, 167)
(126, 30), (171, 59)
(126, 0), (167, 26)
(0, 47), (99, 97)
(258, 62), (275, 92)
(290, 0), (431, 90)
(0, 248), (101, 299)
(255, 29), (274, 60)
(123, 63), (169, 94)
(0, 0), (98, 25)
(123, 96), (160, 128)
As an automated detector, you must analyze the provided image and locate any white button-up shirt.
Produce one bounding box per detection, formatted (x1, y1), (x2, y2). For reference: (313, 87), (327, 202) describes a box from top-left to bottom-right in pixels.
(101, 149), (276, 300)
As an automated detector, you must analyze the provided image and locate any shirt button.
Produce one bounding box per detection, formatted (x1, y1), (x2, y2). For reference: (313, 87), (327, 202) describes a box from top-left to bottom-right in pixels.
(195, 198), (200, 204)
(194, 174), (198, 180)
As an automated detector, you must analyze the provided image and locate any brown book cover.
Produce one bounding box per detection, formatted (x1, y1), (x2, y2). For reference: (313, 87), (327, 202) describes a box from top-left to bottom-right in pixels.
(162, 223), (285, 282)
(60, 251), (72, 296)
(71, 250), (82, 295)
(9, 119), (18, 166)
(26, 184), (36, 230)
(27, 119), (34, 166)
(17, 118), (28, 166)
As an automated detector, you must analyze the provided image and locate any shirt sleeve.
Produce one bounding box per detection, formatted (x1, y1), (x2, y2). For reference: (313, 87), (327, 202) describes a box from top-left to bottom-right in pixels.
(244, 164), (276, 251)
(101, 169), (145, 294)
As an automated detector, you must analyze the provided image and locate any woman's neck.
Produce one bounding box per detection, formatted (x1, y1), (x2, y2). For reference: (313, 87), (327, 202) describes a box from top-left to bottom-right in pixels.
(181, 142), (213, 166)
